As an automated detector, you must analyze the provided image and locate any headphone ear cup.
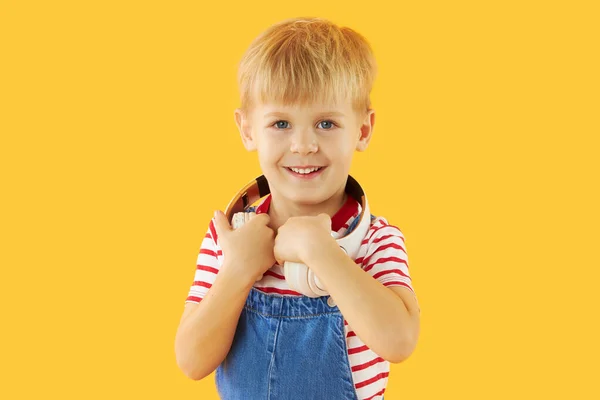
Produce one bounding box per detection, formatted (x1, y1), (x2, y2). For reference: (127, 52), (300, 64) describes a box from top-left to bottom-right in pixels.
(232, 212), (244, 229)
(284, 261), (323, 298)
(307, 269), (328, 296)
(281, 232), (347, 298)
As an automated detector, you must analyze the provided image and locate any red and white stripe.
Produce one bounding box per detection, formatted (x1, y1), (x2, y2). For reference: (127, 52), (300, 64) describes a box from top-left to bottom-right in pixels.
(185, 195), (415, 399)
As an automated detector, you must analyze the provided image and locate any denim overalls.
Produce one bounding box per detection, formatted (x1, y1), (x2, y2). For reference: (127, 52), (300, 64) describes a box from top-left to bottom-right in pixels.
(215, 288), (360, 399)
(214, 208), (384, 399)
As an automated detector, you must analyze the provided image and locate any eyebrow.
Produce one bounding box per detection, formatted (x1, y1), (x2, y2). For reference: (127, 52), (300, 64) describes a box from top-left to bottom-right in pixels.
(263, 111), (346, 118)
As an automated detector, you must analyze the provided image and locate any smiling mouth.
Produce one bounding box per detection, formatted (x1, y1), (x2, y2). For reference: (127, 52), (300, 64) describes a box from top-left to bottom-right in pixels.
(284, 166), (326, 178)
(286, 166), (323, 173)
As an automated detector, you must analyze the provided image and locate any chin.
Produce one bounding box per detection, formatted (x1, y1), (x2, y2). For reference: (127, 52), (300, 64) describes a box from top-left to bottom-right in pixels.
(285, 192), (326, 205)
(287, 184), (346, 206)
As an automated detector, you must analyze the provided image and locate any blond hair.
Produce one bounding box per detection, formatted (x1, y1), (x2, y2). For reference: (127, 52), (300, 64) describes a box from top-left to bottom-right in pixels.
(237, 17), (377, 116)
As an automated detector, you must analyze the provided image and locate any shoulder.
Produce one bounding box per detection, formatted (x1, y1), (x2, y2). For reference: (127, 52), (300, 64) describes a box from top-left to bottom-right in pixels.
(365, 214), (406, 244)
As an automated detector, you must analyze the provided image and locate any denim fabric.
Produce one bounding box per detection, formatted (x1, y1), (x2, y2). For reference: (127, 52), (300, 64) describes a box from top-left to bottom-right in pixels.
(215, 287), (360, 400)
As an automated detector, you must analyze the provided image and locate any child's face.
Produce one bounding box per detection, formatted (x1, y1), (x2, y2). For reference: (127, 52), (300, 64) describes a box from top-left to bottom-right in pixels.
(234, 98), (375, 206)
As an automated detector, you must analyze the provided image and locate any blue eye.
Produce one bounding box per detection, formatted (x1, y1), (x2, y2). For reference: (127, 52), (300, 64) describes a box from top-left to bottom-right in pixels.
(274, 120), (289, 129)
(272, 120), (336, 130)
(319, 120), (335, 130)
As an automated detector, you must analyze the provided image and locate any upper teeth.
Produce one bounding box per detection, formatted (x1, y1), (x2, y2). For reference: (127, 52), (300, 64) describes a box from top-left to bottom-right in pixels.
(290, 167), (320, 174)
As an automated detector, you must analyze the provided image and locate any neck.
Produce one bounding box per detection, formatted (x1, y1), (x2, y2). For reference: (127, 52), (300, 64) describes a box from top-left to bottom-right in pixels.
(267, 188), (347, 233)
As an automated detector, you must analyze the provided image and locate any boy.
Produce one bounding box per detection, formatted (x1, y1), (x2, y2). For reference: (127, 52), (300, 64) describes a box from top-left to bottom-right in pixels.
(175, 17), (420, 400)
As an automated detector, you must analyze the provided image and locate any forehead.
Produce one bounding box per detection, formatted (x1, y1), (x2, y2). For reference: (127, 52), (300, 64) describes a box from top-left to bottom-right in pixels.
(255, 99), (354, 117)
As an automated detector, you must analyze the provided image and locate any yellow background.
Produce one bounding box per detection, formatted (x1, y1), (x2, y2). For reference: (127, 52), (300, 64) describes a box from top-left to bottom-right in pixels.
(1, 0), (598, 399)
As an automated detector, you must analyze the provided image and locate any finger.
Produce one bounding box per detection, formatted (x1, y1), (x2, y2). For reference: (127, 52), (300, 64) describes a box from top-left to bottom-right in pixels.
(273, 241), (283, 265)
(255, 213), (271, 224)
(273, 250), (283, 266)
(319, 213), (332, 230)
(213, 210), (232, 237)
(244, 212), (250, 224)
(275, 253), (284, 266)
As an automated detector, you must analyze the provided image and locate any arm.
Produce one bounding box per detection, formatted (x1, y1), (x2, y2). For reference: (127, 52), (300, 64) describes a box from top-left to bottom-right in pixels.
(175, 266), (254, 380)
(175, 211), (275, 380)
(304, 235), (420, 363)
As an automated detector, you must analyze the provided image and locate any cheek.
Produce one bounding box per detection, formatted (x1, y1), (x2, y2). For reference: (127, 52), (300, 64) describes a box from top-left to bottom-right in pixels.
(326, 138), (355, 159)
(258, 137), (287, 160)
(256, 147), (282, 172)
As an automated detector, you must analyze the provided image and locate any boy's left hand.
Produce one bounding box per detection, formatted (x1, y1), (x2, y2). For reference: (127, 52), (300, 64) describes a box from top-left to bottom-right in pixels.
(273, 214), (334, 265)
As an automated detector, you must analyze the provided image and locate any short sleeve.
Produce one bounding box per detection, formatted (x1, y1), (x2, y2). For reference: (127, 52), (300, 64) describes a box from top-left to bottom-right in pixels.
(359, 217), (415, 295)
(185, 218), (222, 304)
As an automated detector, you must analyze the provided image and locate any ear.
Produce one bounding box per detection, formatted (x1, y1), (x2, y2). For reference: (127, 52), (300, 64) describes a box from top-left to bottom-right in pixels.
(356, 109), (375, 152)
(234, 108), (257, 151)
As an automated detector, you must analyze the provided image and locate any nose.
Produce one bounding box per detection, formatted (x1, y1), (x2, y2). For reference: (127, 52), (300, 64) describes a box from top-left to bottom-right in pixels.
(290, 129), (318, 154)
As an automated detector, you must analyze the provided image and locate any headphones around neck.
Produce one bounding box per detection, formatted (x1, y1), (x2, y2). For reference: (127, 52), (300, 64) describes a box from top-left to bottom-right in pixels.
(224, 174), (371, 298)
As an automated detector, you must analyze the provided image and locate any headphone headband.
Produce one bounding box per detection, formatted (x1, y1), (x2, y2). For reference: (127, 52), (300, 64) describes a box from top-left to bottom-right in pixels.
(223, 175), (372, 297)
(225, 174), (370, 261)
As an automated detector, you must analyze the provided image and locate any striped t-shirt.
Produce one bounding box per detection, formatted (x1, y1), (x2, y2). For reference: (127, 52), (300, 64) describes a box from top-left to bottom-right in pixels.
(185, 194), (416, 400)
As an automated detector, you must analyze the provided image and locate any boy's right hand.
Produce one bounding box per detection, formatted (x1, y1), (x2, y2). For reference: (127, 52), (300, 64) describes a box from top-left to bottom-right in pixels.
(213, 210), (276, 285)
